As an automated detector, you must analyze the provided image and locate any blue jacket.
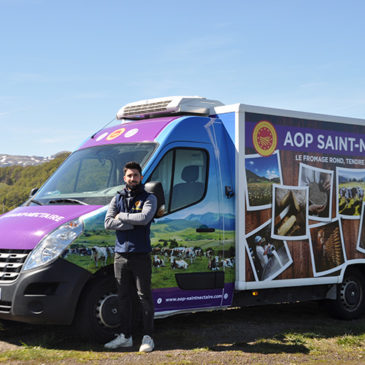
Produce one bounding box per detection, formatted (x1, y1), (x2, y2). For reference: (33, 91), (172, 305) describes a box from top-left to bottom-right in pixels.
(114, 187), (153, 253)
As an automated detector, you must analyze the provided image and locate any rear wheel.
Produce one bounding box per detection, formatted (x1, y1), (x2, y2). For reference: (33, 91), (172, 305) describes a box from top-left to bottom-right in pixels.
(326, 270), (365, 320)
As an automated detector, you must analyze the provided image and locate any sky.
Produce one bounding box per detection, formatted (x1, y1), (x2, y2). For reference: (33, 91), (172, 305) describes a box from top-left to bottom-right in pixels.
(246, 153), (280, 179)
(1, 0), (365, 157)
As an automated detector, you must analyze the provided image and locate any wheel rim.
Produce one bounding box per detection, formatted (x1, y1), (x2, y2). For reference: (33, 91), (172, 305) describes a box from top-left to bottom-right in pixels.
(340, 277), (363, 312)
(96, 293), (121, 328)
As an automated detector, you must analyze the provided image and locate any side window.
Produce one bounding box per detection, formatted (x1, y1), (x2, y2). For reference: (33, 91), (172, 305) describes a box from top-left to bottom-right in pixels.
(148, 150), (173, 209)
(149, 148), (208, 214)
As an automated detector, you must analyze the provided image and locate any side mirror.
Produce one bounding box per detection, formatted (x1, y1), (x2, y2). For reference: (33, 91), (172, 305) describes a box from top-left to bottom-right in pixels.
(29, 187), (39, 197)
(144, 181), (165, 217)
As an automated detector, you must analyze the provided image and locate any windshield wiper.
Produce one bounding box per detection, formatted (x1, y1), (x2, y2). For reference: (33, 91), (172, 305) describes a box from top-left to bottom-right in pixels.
(48, 198), (88, 205)
(28, 199), (43, 206)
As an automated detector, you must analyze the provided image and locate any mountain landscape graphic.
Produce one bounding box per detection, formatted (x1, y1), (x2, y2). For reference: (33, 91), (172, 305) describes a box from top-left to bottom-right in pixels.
(157, 212), (235, 230)
(245, 169), (280, 184)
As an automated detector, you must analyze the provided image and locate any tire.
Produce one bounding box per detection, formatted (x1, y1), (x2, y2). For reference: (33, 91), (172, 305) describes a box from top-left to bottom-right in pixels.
(326, 270), (365, 320)
(74, 275), (121, 343)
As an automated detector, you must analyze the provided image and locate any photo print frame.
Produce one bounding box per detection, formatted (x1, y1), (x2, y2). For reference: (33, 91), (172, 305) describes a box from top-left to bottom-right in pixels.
(245, 150), (282, 211)
(271, 184), (309, 240)
(356, 202), (365, 254)
(245, 219), (292, 281)
(309, 219), (346, 277)
(298, 163), (333, 222)
(337, 167), (365, 219)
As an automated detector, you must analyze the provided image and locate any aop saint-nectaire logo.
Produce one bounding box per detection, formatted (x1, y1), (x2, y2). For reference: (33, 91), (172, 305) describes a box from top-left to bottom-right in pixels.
(252, 121), (278, 156)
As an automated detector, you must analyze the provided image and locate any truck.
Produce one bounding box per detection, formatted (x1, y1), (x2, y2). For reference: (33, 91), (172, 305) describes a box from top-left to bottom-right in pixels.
(1, 95), (365, 342)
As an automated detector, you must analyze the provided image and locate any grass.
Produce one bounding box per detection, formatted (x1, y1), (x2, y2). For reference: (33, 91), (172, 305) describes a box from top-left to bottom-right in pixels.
(1, 302), (365, 364)
(247, 181), (274, 207)
(0, 346), (119, 362)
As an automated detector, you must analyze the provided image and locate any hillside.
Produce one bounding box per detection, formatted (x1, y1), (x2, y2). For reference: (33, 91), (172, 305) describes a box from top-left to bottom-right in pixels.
(246, 168), (280, 184)
(0, 152), (70, 213)
(0, 152), (71, 167)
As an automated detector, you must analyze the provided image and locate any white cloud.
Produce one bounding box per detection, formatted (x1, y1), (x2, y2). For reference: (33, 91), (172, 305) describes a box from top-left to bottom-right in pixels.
(266, 169), (279, 180)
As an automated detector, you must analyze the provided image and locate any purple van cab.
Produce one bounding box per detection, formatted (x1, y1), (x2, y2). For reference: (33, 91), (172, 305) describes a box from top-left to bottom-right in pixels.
(0, 97), (235, 342)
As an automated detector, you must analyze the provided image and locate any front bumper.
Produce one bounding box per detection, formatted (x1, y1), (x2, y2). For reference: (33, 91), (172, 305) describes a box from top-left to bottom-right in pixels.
(0, 258), (91, 325)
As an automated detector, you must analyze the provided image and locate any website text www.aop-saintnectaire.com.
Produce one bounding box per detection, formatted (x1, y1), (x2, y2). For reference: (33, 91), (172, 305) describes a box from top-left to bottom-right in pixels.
(165, 294), (222, 303)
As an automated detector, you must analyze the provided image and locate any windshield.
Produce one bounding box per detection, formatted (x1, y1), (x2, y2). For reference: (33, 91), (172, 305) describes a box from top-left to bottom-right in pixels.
(31, 143), (156, 206)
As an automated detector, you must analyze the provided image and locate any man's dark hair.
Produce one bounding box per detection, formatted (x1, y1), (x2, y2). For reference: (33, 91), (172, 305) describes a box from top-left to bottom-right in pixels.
(123, 161), (142, 175)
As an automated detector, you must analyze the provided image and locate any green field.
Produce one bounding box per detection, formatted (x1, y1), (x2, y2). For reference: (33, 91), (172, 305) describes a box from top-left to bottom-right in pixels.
(150, 227), (235, 288)
(248, 181), (273, 206)
(64, 227), (235, 288)
(151, 253), (235, 288)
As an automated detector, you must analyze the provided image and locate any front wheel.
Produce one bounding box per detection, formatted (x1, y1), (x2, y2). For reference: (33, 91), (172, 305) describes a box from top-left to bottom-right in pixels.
(326, 270), (365, 320)
(74, 275), (121, 343)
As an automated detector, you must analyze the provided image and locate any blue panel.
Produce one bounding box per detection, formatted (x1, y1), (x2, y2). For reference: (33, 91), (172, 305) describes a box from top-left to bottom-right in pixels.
(216, 112), (235, 145)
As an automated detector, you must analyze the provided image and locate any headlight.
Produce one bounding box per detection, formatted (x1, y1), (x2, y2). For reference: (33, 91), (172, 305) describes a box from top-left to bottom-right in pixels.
(23, 218), (84, 271)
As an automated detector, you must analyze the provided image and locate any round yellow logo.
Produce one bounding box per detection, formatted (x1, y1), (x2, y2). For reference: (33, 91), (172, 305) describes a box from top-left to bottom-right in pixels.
(252, 121), (277, 156)
(106, 128), (126, 141)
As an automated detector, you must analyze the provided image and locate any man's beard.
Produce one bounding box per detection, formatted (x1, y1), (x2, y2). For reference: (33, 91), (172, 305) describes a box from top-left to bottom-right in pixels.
(127, 182), (141, 191)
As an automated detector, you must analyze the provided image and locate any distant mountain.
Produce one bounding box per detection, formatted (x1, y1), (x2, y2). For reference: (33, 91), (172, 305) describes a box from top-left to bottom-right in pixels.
(271, 177), (281, 183)
(246, 169), (280, 184)
(0, 152), (70, 213)
(157, 212), (235, 231)
(154, 218), (201, 231)
(339, 175), (365, 184)
(0, 152), (70, 167)
(246, 169), (266, 183)
(185, 212), (235, 230)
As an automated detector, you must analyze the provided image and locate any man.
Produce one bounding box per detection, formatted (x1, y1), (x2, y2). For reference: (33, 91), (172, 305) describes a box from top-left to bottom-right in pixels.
(104, 161), (157, 352)
(255, 235), (270, 270)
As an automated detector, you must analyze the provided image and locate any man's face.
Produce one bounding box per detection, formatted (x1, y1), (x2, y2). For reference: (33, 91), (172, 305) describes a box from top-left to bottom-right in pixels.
(124, 168), (143, 188)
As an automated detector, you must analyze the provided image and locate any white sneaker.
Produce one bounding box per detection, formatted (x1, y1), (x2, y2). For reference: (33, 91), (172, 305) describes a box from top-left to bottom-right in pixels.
(104, 333), (133, 349)
(139, 335), (154, 352)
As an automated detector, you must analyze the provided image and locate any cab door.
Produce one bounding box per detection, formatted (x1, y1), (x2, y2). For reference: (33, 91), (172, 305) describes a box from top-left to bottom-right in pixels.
(145, 140), (234, 313)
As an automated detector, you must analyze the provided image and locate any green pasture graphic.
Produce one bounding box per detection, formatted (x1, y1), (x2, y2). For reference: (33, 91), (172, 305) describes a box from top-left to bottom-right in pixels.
(247, 181), (275, 206)
(150, 227), (235, 289)
(62, 210), (235, 289)
(245, 152), (281, 209)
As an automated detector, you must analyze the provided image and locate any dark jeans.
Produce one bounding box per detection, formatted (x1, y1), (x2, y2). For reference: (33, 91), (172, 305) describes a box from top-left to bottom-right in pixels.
(114, 252), (154, 338)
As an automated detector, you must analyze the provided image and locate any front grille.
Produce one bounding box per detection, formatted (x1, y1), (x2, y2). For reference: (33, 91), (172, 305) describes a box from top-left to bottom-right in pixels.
(0, 300), (11, 313)
(0, 249), (30, 282)
(123, 100), (172, 117)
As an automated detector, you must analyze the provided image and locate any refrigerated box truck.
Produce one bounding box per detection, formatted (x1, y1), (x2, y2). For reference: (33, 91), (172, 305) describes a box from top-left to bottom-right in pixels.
(1, 95), (365, 341)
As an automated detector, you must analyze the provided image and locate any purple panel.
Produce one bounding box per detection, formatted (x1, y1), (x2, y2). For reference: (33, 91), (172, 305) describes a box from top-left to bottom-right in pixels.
(79, 117), (178, 150)
(153, 283), (234, 312)
(246, 121), (365, 157)
(0, 205), (102, 250)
